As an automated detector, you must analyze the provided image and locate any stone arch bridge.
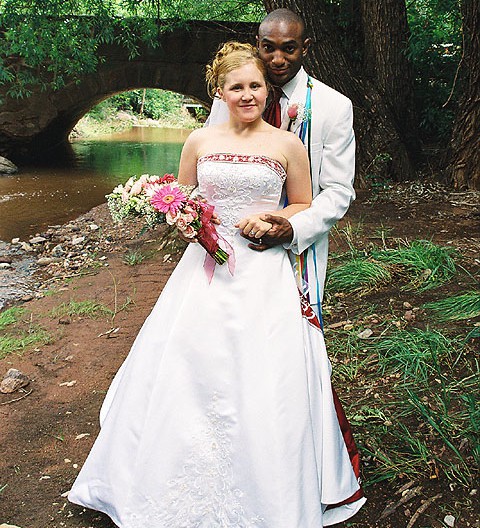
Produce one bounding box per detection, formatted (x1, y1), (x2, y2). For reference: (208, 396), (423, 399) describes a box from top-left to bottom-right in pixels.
(0, 20), (255, 163)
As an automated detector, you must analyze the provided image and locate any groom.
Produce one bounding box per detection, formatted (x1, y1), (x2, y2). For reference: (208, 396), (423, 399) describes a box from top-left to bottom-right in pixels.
(207, 8), (355, 317)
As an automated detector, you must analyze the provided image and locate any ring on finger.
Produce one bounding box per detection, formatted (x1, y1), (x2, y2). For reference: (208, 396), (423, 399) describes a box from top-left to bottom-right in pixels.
(249, 230), (256, 237)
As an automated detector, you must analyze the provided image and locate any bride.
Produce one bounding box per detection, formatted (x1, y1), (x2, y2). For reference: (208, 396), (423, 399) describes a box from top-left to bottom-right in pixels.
(68, 41), (365, 527)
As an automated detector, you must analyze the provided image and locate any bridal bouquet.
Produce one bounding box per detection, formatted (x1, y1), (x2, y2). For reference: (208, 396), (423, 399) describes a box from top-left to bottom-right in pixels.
(106, 173), (230, 266)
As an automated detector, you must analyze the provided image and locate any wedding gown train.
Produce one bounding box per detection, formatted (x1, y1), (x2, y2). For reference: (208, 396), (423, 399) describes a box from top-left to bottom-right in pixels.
(68, 153), (365, 527)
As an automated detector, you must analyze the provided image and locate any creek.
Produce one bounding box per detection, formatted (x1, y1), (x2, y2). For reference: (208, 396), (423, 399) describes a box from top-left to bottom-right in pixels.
(0, 127), (191, 242)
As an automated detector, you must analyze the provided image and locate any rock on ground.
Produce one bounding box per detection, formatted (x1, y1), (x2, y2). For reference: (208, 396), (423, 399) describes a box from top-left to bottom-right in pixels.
(0, 156), (18, 174)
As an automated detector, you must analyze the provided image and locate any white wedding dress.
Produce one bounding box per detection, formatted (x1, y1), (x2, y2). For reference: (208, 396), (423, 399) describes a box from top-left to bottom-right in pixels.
(69, 153), (365, 527)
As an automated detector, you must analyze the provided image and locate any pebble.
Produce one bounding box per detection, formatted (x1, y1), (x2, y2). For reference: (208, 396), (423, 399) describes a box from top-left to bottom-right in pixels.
(29, 236), (47, 244)
(0, 262), (12, 269)
(37, 257), (54, 266)
(89, 223), (99, 231)
(11, 237), (20, 244)
(51, 244), (65, 257)
(357, 328), (373, 339)
(20, 242), (33, 251)
(0, 368), (30, 394)
(444, 515), (455, 527)
(0, 524), (23, 528)
(71, 236), (85, 245)
(0, 256), (12, 264)
(403, 301), (413, 309)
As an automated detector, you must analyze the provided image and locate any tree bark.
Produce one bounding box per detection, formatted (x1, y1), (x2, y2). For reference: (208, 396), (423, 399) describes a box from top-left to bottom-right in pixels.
(449, 0), (480, 190)
(359, 0), (420, 162)
(262, 0), (415, 186)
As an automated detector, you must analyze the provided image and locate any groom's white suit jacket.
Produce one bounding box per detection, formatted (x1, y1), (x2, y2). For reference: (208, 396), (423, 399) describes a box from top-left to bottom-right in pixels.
(206, 67), (355, 306)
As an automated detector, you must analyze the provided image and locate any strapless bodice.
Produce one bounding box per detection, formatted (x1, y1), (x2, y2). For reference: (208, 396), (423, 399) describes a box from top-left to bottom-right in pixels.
(197, 153), (286, 238)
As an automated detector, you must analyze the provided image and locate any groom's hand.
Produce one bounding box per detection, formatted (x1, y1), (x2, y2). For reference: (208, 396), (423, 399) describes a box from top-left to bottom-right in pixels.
(243, 214), (294, 252)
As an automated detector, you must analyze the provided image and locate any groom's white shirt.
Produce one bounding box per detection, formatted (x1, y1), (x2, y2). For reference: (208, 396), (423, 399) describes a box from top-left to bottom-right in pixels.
(206, 67), (355, 306)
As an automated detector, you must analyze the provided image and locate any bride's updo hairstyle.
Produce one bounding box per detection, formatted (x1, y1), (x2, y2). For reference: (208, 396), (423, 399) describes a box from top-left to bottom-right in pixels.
(206, 41), (267, 98)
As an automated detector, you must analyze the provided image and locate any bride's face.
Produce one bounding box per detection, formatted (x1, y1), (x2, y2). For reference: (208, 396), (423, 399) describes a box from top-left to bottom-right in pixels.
(218, 62), (268, 122)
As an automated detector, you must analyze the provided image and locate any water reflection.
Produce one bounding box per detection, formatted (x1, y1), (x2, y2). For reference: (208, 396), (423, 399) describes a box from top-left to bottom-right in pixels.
(0, 128), (191, 241)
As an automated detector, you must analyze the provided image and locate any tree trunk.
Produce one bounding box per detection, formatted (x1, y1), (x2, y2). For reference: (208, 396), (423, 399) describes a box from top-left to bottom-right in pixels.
(449, 0), (480, 190)
(262, 0), (415, 186)
(359, 0), (420, 162)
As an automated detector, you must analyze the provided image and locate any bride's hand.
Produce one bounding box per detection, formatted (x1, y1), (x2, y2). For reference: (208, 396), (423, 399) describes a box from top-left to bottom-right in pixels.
(236, 215), (273, 239)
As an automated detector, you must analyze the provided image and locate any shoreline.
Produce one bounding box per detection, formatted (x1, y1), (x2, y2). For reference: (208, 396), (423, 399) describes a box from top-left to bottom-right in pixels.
(0, 201), (184, 311)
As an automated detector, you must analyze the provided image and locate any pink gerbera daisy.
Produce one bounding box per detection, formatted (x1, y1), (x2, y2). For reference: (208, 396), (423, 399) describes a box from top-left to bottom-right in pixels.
(150, 185), (186, 215)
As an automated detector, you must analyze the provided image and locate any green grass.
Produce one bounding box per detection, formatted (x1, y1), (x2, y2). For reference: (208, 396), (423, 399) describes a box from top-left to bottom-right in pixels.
(0, 306), (25, 331)
(367, 328), (454, 383)
(326, 322), (478, 486)
(0, 328), (51, 359)
(123, 249), (149, 266)
(0, 306), (51, 358)
(50, 300), (113, 319)
(326, 258), (391, 293)
(371, 239), (456, 291)
(423, 290), (480, 321)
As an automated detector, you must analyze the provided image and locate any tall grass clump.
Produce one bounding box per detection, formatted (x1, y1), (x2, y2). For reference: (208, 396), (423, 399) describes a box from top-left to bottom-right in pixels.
(371, 239), (456, 290)
(327, 258), (391, 293)
(50, 300), (113, 319)
(123, 249), (149, 266)
(0, 306), (25, 331)
(0, 307), (51, 359)
(0, 330), (51, 359)
(368, 328), (454, 383)
(423, 291), (480, 321)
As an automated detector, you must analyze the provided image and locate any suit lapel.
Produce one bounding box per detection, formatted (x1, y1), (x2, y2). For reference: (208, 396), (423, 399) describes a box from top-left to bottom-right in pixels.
(281, 70), (308, 135)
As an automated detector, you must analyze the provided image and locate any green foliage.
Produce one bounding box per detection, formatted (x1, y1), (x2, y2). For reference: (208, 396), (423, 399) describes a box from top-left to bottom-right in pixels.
(0, 306), (25, 330)
(123, 249), (149, 266)
(0, 0), (263, 98)
(0, 330), (50, 358)
(321, 0), (462, 143)
(369, 328), (454, 383)
(371, 239), (457, 291)
(407, 0), (462, 141)
(0, 307), (51, 358)
(329, 324), (478, 485)
(423, 291), (480, 321)
(50, 299), (113, 319)
(327, 258), (391, 293)
(327, 239), (457, 293)
(109, 89), (183, 120)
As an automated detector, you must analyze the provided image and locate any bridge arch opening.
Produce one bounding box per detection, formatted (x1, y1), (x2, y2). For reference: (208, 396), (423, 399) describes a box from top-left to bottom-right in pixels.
(0, 21), (255, 163)
(69, 88), (206, 141)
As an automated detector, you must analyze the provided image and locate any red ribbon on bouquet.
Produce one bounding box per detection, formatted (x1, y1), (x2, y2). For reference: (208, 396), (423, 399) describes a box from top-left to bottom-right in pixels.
(196, 202), (235, 283)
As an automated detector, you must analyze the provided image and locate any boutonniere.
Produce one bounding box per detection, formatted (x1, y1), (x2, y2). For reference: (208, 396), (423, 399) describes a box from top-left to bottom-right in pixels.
(287, 103), (311, 131)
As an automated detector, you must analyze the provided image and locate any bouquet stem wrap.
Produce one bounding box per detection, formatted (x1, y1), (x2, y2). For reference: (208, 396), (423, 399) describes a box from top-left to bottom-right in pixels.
(197, 202), (235, 282)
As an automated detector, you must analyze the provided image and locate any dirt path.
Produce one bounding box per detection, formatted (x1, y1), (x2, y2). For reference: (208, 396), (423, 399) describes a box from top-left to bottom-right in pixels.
(0, 186), (478, 528)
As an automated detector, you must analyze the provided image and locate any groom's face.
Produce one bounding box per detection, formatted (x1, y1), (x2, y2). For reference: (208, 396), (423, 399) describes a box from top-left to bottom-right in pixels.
(256, 20), (310, 87)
